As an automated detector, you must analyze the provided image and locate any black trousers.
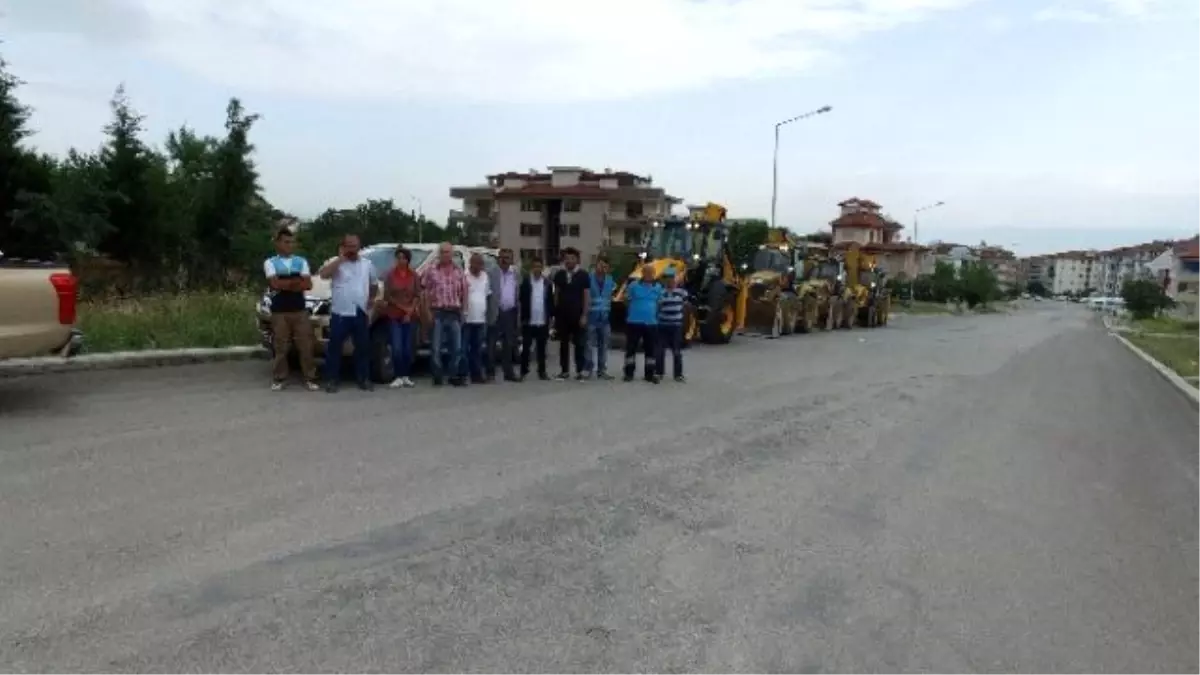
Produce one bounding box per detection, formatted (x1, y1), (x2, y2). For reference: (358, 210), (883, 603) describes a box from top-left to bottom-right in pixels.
(623, 323), (657, 378)
(521, 324), (549, 376)
(555, 314), (587, 374)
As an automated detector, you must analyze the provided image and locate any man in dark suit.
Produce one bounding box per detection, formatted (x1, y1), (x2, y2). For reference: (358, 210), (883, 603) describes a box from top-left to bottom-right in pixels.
(519, 257), (554, 380)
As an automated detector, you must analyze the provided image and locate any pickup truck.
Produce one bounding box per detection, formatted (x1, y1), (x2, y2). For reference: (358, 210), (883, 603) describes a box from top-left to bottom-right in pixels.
(0, 249), (81, 360)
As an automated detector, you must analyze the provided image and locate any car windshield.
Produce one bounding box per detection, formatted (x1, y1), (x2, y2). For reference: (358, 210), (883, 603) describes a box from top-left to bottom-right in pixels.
(364, 246), (431, 276)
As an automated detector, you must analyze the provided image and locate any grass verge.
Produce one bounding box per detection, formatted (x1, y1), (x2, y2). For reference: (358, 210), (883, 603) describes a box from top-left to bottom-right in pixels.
(1129, 316), (1200, 336)
(1127, 334), (1200, 380)
(79, 290), (260, 353)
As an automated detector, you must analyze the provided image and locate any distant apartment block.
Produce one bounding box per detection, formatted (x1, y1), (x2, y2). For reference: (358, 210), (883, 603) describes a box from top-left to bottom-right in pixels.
(1027, 240), (1174, 297)
(1149, 236), (1199, 318)
(448, 166), (680, 263)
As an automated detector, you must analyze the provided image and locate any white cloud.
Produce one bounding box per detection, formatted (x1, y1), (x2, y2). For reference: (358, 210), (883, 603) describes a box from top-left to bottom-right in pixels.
(8, 0), (979, 103)
(1032, 0), (1186, 22)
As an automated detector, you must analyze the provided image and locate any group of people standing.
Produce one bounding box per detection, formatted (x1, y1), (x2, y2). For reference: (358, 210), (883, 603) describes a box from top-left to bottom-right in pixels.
(263, 228), (688, 393)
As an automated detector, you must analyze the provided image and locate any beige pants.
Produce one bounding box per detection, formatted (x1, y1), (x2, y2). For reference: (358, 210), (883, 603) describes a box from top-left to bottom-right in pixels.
(270, 311), (318, 382)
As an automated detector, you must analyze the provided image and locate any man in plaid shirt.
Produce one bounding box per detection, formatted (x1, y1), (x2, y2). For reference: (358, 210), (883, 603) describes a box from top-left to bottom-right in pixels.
(421, 242), (468, 386)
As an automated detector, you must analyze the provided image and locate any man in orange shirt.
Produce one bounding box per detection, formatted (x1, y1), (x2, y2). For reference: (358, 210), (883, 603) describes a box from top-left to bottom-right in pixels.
(384, 247), (422, 388)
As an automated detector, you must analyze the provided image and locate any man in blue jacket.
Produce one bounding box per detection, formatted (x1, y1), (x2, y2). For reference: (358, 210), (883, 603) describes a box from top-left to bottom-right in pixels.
(585, 255), (616, 380)
(623, 263), (662, 383)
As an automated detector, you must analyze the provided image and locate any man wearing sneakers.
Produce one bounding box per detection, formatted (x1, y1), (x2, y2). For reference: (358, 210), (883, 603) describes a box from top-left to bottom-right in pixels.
(656, 266), (688, 382)
(264, 227), (319, 391)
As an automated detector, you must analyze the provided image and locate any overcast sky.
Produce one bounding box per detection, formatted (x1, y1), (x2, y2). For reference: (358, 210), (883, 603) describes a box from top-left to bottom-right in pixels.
(3, 0), (1197, 255)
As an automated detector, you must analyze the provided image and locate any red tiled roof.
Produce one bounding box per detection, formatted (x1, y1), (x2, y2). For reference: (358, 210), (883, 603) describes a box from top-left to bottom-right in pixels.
(1176, 236), (1199, 260)
(836, 197), (881, 209)
(831, 212), (887, 229)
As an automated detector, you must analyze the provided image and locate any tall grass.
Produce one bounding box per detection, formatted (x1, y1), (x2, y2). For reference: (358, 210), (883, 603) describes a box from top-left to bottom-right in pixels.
(79, 290), (261, 353)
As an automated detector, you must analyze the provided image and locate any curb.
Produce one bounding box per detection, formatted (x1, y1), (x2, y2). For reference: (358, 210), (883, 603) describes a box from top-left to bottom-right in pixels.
(0, 346), (267, 378)
(1110, 332), (1199, 406)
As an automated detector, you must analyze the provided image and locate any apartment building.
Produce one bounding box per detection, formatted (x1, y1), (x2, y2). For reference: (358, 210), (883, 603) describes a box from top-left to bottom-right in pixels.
(1092, 242), (1171, 296)
(976, 245), (1019, 289)
(448, 166), (680, 263)
(920, 242), (976, 276)
(1049, 251), (1099, 296)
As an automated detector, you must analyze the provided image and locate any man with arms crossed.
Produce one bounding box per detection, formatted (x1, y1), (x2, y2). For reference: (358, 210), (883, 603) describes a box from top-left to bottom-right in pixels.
(264, 227), (319, 391)
(318, 233), (378, 393)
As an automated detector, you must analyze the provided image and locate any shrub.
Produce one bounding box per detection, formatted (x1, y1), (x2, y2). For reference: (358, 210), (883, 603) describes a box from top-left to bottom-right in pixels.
(79, 290), (260, 353)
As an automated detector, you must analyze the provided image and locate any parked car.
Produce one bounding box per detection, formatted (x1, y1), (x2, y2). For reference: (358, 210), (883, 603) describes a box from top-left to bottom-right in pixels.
(255, 243), (516, 383)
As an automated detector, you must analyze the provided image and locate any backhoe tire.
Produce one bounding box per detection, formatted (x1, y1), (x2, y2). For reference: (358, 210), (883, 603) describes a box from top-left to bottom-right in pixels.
(700, 281), (734, 345)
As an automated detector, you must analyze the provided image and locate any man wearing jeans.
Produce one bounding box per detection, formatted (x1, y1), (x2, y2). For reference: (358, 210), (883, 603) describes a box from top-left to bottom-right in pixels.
(487, 247), (521, 382)
(421, 242), (468, 386)
(318, 233), (378, 393)
(585, 256), (616, 380)
(462, 252), (491, 384)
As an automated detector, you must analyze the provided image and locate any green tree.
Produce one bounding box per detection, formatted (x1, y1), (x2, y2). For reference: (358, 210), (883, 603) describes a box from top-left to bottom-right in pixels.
(1121, 278), (1173, 320)
(929, 261), (960, 303)
(96, 85), (173, 286)
(726, 219), (768, 267)
(0, 56), (59, 259)
(958, 261), (1000, 309)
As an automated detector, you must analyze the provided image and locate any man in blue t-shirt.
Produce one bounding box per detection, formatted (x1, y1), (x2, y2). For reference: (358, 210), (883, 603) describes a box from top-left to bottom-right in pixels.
(623, 263), (662, 383)
(656, 266), (688, 382)
(263, 227), (319, 391)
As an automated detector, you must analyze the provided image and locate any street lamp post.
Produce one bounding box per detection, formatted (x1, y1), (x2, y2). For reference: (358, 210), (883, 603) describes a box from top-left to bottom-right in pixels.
(770, 105), (832, 231)
(909, 201), (946, 302)
(409, 195), (423, 243)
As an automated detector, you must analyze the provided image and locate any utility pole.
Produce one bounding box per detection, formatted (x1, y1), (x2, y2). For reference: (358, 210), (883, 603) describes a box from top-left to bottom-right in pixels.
(770, 105), (832, 231)
(910, 201), (946, 301)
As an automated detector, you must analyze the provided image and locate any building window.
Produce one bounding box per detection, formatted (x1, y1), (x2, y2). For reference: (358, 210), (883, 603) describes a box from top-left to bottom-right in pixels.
(1180, 282), (1191, 293)
(519, 248), (540, 263)
(623, 228), (644, 246)
(520, 200), (542, 213)
(625, 202), (644, 218)
(559, 224), (581, 238)
(563, 199), (582, 213)
(520, 223), (543, 237)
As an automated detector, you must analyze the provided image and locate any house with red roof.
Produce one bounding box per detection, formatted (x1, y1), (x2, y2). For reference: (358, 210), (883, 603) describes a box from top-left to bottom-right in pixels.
(828, 198), (929, 278)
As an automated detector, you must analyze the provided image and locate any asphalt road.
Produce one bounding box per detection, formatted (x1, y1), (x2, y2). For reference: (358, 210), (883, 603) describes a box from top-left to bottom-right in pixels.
(1, 306), (1196, 673)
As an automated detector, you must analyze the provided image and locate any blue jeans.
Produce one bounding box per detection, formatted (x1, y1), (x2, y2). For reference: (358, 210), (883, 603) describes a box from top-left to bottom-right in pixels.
(325, 309), (370, 384)
(388, 318), (414, 378)
(462, 323), (487, 381)
(656, 323), (684, 378)
(587, 318), (611, 374)
(430, 310), (462, 380)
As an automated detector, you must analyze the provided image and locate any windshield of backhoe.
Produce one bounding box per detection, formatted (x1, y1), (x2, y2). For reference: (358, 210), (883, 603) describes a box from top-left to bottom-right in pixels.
(647, 225), (691, 259)
(751, 249), (790, 273)
(818, 261), (841, 280)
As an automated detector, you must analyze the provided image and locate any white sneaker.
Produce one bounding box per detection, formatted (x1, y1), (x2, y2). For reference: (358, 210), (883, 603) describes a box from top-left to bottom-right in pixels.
(270, 381), (284, 392)
(402, 377), (416, 388)
(389, 377), (405, 389)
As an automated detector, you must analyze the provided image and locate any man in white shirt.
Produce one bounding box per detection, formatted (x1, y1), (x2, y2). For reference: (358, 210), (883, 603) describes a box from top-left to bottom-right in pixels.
(519, 257), (553, 380)
(462, 252), (491, 384)
(317, 233), (379, 393)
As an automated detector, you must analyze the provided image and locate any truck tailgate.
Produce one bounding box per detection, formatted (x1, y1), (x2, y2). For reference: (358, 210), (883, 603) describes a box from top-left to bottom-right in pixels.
(0, 265), (76, 359)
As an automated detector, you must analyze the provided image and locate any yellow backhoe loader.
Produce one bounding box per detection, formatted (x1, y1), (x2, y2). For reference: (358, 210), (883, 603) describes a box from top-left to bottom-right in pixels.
(742, 228), (803, 338)
(610, 202), (747, 345)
